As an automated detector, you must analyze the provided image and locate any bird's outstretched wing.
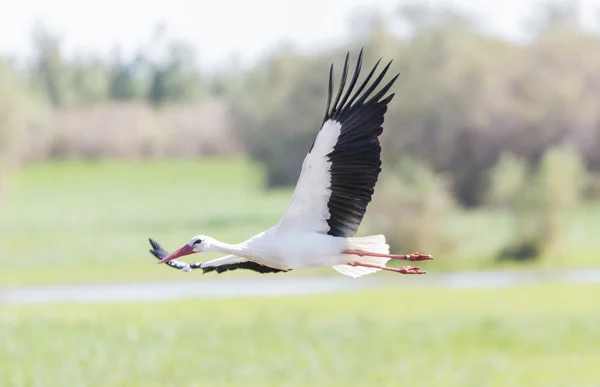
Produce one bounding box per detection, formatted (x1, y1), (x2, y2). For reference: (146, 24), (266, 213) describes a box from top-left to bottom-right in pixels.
(277, 49), (398, 237)
(148, 238), (289, 274)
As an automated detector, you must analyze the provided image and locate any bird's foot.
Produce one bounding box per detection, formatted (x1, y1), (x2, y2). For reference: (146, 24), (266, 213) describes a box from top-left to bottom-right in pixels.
(396, 265), (426, 274)
(349, 261), (426, 275)
(404, 252), (434, 262)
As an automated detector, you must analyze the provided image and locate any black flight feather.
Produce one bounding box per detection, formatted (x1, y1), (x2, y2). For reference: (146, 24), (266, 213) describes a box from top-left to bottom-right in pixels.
(318, 49), (399, 237)
(202, 261), (288, 274)
(330, 52), (349, 115)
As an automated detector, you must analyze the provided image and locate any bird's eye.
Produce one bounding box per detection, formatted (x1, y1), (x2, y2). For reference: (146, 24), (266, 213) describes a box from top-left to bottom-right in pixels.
(193, 239), (203, 245)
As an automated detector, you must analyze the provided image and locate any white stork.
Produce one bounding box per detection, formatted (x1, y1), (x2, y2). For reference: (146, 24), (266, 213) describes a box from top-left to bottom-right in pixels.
(149, 49), (433, 278)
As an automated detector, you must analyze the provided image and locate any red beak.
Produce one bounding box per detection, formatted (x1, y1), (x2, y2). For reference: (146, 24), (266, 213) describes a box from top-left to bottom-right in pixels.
(157, 244), (194, 264)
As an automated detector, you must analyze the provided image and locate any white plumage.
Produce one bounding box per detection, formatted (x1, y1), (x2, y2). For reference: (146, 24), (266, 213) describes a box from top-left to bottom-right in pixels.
(150, 49), (433, 278)
(277, 120), (342, 235)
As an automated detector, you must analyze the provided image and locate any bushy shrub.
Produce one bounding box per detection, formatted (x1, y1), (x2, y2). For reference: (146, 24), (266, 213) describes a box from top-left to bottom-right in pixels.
(486, 153), (528, 209)
(367, 157), (458, 255)
(494, 145), (586, 262)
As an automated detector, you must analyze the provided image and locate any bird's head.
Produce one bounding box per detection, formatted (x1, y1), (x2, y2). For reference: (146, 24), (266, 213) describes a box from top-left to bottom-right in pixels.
(156, 235), (212, 264)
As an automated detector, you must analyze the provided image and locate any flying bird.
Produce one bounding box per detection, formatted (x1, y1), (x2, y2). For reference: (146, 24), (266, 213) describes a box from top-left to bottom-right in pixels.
(149, 49), (433, 278)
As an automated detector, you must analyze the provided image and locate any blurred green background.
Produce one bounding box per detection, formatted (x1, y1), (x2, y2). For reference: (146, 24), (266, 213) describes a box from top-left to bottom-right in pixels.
(1, 1), (599, 386)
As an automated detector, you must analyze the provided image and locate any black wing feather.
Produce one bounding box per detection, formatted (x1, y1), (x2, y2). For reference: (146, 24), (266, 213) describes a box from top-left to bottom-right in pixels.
(323, 64), (335, 121)
(321, 50), (398, 237)
(336, 48), (364, 112)
(202, 262), (288, 274)
(330, 52), (349, 116)
(338, 58), (382, 117)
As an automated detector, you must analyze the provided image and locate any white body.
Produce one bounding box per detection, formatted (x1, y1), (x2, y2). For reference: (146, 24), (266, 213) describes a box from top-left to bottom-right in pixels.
(239, 227), (348, 269)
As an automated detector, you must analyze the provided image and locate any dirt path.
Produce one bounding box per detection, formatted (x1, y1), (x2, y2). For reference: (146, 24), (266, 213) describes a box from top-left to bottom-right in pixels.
(2, 269), (599, 304)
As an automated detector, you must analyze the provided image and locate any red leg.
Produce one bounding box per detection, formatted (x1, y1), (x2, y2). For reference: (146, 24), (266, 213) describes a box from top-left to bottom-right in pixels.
(343, 249), (434, 262)
(349, 262), (426, 275)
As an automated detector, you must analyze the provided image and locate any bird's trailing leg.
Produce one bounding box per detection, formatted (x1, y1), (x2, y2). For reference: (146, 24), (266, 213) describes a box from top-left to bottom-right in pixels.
(342, 249), (433, 262)
(349, 262), (425, 274)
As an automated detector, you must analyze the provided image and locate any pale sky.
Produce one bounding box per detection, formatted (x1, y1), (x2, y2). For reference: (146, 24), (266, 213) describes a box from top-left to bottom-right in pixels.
(1, 0), (599, 72)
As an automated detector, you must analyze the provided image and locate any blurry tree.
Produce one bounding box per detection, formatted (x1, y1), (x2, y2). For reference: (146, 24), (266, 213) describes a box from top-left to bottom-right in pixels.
(31, 22), (67, 107)
(208, 53), (244, 97)
(148, 41), (205, 106)
(69, 54), (110, 105)
(486, 153), (528, 208)
(398, 2), (478, 34)
(495, 144), (586, 262)
(0, 60), (41, 199)
(516, 7), (600, 172)
(535, 144), (586, 255)
(29, 22), (209, 107)
(145, 25), (205, 106)
(31, 23), (112, 106)
(231, 47), (337, 186)
(383, 4), (522, 206)
(348, 10), (398, 55)
(108, 48), (141, 101)
(527, 0), (581, 34)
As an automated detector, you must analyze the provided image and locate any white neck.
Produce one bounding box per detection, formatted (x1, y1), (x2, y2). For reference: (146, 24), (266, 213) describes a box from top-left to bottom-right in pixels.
(204, 238), (247, 256)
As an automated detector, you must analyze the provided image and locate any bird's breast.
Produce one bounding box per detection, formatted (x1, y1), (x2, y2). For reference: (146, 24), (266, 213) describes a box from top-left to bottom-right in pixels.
(248, 233), (347, 269)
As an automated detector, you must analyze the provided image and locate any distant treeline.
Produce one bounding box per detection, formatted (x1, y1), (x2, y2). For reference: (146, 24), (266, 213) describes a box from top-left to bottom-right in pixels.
(1, 1), (599, 261)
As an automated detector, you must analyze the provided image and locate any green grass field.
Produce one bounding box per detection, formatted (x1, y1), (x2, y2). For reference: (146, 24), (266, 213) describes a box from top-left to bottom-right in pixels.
(1, 283), (598, 387)
(1, 159), (600, 285)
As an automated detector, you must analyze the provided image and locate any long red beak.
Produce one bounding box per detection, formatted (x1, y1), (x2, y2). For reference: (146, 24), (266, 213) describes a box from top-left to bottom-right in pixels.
(157, 244), (194, 264)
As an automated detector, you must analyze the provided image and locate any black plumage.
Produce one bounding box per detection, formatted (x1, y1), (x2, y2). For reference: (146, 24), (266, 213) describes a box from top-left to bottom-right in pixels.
(201, 261), (288, 274)
(148, 238), (288, 274)
(317, 49), (398, 237)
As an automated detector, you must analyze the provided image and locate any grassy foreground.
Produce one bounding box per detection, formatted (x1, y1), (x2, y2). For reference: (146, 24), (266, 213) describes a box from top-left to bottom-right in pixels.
(1, 282), (599, 387)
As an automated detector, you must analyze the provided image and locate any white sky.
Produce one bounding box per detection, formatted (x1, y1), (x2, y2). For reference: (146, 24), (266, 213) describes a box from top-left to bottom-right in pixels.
(1, 0), (599, 71)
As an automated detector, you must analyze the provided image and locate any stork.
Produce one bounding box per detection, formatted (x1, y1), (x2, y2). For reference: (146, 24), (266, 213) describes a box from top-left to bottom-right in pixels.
(149, 49), (434, 278)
